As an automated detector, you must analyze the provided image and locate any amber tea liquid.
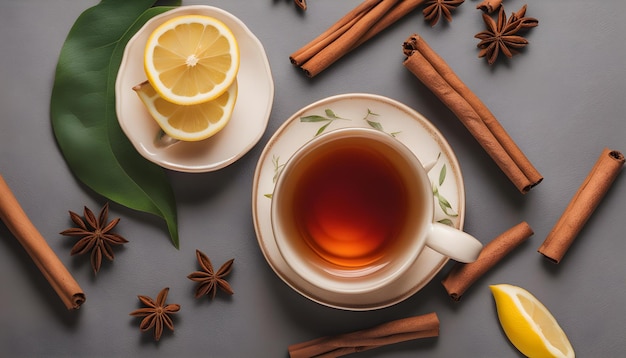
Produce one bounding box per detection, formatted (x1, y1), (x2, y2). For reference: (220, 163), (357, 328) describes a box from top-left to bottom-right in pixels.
(289, 140), (415, 269)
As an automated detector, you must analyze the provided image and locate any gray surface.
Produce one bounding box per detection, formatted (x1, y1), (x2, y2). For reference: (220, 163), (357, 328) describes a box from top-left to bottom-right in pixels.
(1, 0), (625, 357)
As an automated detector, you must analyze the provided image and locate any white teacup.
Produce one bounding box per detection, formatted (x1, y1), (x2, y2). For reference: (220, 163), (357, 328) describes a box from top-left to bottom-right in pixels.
(271, 127), (482, 295)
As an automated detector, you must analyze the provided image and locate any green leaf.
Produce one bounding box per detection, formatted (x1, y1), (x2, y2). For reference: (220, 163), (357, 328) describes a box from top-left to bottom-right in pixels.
(50, 0), (181, 248)
(300, 115), (330, 123)
(316, 122), (331, 136)
(439, 164), (447, 186)
(438, 194), (452, 210)
(437, 218), (454, 226)
(437, 193), (458, 217)
(325, 109), (339, 118)
(366, 120), (384, 131)
(271, 156), (285, 184)
(365, 109), (379, 118)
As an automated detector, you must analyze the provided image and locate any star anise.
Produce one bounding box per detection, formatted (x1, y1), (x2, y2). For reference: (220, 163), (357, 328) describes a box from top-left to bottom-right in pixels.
(187, 249), (234, 299)
(423, 0), (465, 27)
(129, 287), (180, 341)
(508, 5), (539, 29)
(60, 202), (128, 274)
(475, 5), (538, 65)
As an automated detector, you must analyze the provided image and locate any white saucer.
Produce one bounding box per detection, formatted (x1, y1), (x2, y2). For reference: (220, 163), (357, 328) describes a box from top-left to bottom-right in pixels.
(252, 93), (466, 310)
(116, 6), (274, 173)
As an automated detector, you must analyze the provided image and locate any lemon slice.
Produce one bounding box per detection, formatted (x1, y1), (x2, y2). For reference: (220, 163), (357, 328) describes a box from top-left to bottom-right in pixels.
(133, 80), (238, 142)
(144, 15), (240, 105)
(490, 284), (575, 358)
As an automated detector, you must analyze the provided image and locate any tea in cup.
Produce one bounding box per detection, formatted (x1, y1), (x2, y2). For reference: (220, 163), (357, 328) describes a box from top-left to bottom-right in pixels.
(271, 127), (482, 295)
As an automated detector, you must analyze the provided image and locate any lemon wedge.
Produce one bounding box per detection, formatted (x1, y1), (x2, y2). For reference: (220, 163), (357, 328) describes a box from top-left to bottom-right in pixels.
(490, 284), (575, 358)
(144, 15), (240, 105)
(133, 80), (237, 142)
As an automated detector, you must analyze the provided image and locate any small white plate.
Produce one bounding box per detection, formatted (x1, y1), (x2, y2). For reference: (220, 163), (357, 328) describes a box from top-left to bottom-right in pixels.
(116, 5), (274, 172)
(252, 93), (466, 310)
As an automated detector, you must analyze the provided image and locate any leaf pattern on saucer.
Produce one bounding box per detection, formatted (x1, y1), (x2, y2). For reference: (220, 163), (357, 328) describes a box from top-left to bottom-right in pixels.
(264, 155), (286, 198)
(266, 107), (458, 226)
(300, 108), (350, 136)
(430, 152), (458, 226)
(253, 95), (466, 309)
(362, 109), (401, 137)
(299, 108), (401, 137)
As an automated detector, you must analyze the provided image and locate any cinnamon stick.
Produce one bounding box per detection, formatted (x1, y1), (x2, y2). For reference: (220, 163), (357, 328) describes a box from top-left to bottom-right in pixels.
(402, 34), (543, 193)
(442, 222), (533, 301)
(290, 0), (425, 77)
(353, 0), (426, 48)
(0, 174), (85, 310)
(538, 149), (625, 263)
(288, 313), (439, 358)
(476, 0), (502, 13)
(295, 0), (307, 11)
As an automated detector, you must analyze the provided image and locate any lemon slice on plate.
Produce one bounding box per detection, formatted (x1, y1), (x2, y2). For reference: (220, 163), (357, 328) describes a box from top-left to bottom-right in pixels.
(490, 284), (575, 358)
(133, 80), (238, 142)
(144, 15), (240, 105)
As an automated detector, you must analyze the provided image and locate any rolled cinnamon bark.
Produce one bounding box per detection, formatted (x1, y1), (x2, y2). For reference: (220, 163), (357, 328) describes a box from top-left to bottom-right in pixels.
(288, 313), (439, 358)
(538, 149), (625, 263)
(442, 222), (533, 301)
(353, 0), (427, 48)
(476, 0), (502, 13)
(290, 0), (378, 66)
(299, 0), (400, 78)
(402, 34), (543, 193)
(0, 174), (85, 310)
(290, 0), (425, 78)
(295, 0), (307, 10)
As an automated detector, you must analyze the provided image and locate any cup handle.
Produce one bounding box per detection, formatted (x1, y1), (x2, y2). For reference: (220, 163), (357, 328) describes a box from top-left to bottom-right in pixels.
(425, 223), (483, 263)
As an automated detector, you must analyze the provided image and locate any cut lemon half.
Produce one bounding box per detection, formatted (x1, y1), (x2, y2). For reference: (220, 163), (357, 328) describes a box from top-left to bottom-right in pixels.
(490, 284), (575, 358)
(133, 80), (237, 142)
(144, 15), (240, 105)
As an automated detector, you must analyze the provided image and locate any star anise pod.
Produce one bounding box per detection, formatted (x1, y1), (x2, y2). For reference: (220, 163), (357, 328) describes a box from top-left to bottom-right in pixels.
(60, 202), (128, 274)
(129, 287), (180, 341)
(474, 5), (538, 65)
(423, 0), (465, 27)
(187, 249), (234, 299)
(508, 5), (539, 29)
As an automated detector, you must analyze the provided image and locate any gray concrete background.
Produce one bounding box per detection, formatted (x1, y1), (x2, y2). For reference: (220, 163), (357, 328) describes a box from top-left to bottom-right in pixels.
(1, 0), (624, 356)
